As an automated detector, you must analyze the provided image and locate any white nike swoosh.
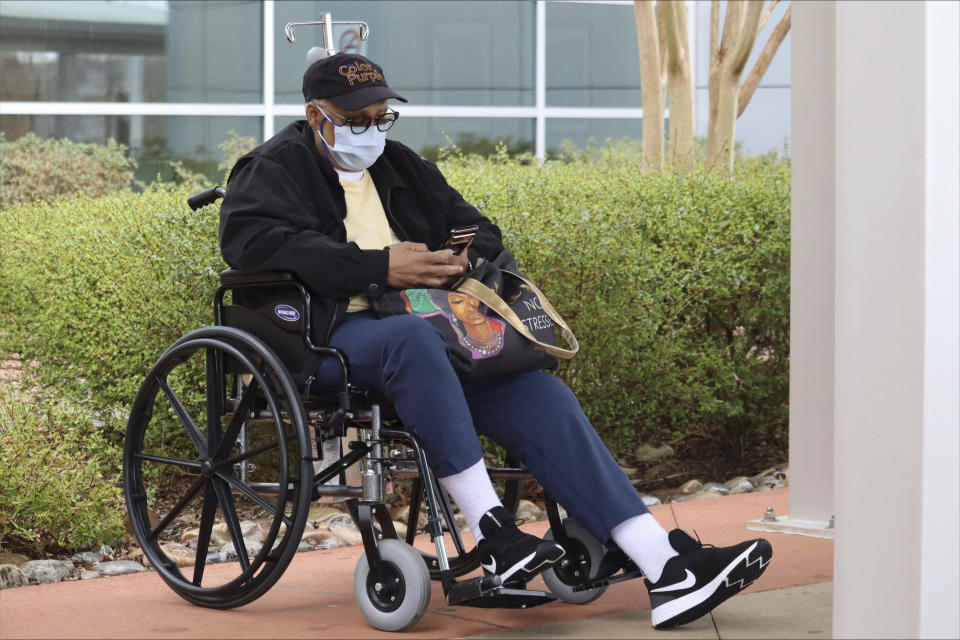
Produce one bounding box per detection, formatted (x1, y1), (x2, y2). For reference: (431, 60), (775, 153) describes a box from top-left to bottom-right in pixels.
(650, 568), (697, 593)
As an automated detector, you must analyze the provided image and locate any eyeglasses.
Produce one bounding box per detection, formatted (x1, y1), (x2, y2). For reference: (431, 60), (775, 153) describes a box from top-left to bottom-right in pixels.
(317, 104), (400, 134)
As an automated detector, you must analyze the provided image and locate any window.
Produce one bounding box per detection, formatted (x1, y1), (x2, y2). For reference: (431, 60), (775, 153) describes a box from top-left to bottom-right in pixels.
(0, 0), (262, 104)
(0, 113), (262, 184)
(2, 0), (658, 163)
(545, 1), (642, 108)
(274, 1), (534, 107)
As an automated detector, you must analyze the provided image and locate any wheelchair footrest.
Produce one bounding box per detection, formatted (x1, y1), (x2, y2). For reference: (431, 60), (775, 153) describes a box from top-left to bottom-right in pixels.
(447, 576), (557, 609)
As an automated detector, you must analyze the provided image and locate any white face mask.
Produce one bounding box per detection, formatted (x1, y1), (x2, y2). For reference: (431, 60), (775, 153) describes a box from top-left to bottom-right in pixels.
(318, 108), (387, 171)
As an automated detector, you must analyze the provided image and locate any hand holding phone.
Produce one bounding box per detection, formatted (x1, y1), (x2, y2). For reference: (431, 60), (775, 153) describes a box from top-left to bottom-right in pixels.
(442, 225), (478, 255)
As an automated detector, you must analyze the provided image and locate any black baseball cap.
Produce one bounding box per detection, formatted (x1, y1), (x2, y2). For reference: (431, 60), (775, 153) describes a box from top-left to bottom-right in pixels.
(301, 52), (407, 110)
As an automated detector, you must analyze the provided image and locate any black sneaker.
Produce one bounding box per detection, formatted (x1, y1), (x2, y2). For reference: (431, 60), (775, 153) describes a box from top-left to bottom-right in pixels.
(645, 529), (773, 629)
(477, 506), (565, 585)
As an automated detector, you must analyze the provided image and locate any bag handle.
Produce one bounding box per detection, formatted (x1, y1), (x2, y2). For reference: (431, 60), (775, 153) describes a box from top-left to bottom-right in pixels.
(457, 272), (579, 359)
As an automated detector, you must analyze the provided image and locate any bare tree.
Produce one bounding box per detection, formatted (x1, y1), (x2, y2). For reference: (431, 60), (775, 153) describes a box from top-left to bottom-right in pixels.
(633, 1), (791, 175)
(738, 3), (791, 118)
(634, 0), (664, 170)
(661, 1), (694, 170)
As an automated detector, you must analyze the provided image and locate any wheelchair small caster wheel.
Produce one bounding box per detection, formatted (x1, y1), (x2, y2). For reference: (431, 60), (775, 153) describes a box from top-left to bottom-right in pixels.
(354, 539), (431, 631)
(542, 517), (609, 604)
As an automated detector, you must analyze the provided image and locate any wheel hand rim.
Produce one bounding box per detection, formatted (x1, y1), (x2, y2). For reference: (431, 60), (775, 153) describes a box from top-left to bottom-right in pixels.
(124, 329), (313, 607)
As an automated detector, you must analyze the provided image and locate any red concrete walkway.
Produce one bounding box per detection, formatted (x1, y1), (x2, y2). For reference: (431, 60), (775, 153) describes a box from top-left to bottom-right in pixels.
(0, 489), (832, 639)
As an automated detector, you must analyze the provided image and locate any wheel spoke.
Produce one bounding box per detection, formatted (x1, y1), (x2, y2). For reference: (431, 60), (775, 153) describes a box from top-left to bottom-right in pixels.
(159, 377), (207, 457)
(135, 453), (203, 470)
(213, 378), (259, 460)
(218, 431), (296, 468)
(148, 475), (205, 542)
(192, 480), (219, 585)
(212, 478), (250, 570)
(215, 470), (293, 528)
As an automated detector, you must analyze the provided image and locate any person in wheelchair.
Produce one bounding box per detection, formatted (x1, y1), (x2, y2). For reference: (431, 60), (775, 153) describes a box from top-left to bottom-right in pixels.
(218, 52), (772, 629)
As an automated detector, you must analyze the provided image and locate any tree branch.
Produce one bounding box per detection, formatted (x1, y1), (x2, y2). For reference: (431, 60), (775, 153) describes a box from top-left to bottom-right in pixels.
(719, 0), (744, 63)
(709, 0), (721, 107)
(738, 5), (791, 117)
(656, 0), (668, 113)
(662, 1), (686, 74)
(633, 0), (664, 170)
(710, 0), (720, 61)
(756, 0), (780, 37)
(729, 0), (764, 76)
(663, 0), (694, 169)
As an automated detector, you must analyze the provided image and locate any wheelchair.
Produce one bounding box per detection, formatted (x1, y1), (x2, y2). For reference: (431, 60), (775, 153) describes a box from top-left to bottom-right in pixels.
(122, 186), (643, 631)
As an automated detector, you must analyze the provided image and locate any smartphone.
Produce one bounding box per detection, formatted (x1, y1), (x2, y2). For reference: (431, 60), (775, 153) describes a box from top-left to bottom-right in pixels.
(442, 225), (478, 255)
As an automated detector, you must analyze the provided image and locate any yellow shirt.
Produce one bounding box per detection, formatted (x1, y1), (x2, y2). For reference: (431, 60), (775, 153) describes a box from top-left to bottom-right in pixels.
(340, 169), (399, 312)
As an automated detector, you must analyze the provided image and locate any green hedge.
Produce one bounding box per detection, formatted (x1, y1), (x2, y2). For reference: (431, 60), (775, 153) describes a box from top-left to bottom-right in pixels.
(0, 380), (125, 553)
(0, 133), (136, 210)
(443, 152), (791, 453)
(0, 155), (789, 463)
(0, 187), (224, 441)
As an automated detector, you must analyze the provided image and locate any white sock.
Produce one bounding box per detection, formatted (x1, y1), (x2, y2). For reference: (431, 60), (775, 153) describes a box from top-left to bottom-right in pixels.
(610, 513), (678, 583)
(437, 458), (502, 544)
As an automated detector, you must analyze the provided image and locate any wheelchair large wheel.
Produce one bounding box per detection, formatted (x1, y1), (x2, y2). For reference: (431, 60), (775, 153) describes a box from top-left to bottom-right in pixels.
(354, 539), (431, 632)
(123, 326), (312, 609)
(542, 517), (609, 604)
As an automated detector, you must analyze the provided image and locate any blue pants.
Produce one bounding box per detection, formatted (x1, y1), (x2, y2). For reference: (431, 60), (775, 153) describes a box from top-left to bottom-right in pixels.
(312, 311), (649, 544)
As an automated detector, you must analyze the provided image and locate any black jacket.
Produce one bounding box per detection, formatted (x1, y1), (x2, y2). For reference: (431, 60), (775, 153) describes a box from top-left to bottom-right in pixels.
(219, 120), (504, 345)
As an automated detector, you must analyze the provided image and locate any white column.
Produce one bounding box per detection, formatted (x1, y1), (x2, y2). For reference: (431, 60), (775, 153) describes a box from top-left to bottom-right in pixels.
(786, 0), (835, 526)
(124, 56), (145, 149)
(535, 1), (546, 161)
(920, 2), (960, 637)
(833, 2), (960, 637)
(263, 0), (275, 141)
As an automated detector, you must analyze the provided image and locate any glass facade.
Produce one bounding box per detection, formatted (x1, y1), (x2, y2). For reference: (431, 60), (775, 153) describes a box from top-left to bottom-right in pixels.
(0, 1), (791, 167)
(545, 117), (644, 154)
(390, 117), (535, 162)
(0, 113), (261, 183)
(545, 2), (642, 107)
(0, 1), (262, 104)
(274, 1), (535, 107)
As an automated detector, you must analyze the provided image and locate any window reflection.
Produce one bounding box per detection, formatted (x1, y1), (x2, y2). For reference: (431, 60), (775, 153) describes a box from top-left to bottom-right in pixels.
(0, 114), (261, 184)
(274, 115), (533, 163)
(274, 1), (534, 107)
(0, 0), (261, 103)
(546, 2), (642, 108)
(546, 118), (645, 153)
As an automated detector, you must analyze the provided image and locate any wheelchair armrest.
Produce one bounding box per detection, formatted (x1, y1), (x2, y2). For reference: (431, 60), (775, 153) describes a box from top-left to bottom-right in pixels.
(219, 269), (298, 287)
(187, 186), (226, 211)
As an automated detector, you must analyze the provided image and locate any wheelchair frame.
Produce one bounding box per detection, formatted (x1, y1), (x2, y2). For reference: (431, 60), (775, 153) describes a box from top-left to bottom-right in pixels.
(122, 187), (642, 632)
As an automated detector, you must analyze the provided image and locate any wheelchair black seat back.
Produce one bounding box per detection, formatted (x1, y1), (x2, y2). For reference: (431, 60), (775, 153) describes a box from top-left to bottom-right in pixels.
(122, 187), (640, 632)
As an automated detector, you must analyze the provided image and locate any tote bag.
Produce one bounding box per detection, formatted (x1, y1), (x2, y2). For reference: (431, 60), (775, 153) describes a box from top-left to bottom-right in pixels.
(373, 251), (577, 382)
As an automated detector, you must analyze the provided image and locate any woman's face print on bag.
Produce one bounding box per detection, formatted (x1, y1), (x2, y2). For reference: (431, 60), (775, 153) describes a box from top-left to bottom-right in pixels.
(401, 289), (505, 359)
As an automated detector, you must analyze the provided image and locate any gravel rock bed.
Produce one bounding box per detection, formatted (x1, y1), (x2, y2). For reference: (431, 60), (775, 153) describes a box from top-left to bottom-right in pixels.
(0, 463), (787, 591)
